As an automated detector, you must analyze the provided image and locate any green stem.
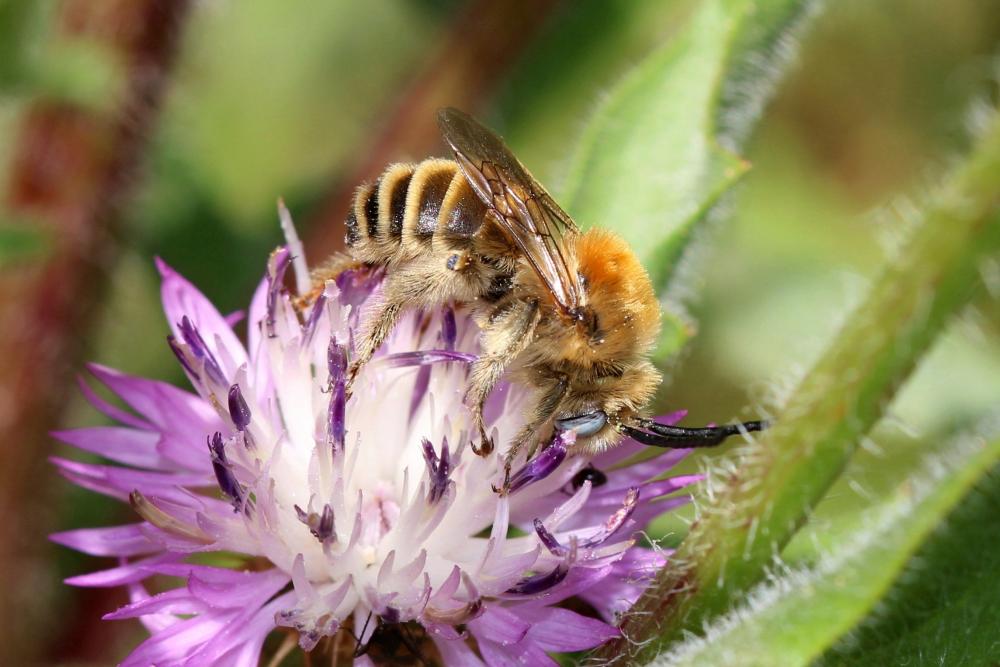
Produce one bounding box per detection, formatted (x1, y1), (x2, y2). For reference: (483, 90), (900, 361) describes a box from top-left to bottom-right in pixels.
(597, 115), (1000, 663)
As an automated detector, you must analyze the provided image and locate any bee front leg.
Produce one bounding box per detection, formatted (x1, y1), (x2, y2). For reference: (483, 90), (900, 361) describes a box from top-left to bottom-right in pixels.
(466, 298), (540, 457)
(501, 373), (569, 479)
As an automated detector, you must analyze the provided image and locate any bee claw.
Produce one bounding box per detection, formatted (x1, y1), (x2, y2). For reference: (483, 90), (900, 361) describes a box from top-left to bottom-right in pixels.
(492, 465), (512, 496)
(471, 435), (494, 457)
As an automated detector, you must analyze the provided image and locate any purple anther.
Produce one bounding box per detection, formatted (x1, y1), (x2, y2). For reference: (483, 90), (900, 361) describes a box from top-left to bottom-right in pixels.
(532, 487), (640, 556)
(533, 518), (565, 556)
(327, 337), (348, 383)
(167, 335), (198, 380)
(208, 432), (244, 511)
(578, 487), (639, 549)
(295, 503), (336, 543)
(302, 293), (327, 347)
(265, 248), (291, 339)
(421, 437), (452, 504)
(506, 432), (570, 494)
(504, 560), (570, 596)
(178, 316), (226, 387)
(327, 338), (347, 454)
(228, 384), (251, 431)
(442, 306), (457, 351)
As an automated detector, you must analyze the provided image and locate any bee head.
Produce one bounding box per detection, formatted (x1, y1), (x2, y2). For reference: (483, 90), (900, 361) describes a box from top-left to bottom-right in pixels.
(552, 360), (661, 454)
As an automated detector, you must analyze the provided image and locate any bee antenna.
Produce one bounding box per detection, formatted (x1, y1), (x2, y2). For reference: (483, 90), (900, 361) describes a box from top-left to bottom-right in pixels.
(621, 417), (768, 449)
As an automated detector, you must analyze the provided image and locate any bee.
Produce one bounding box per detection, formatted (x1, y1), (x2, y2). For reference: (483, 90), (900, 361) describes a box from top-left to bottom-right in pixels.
(321, 108), (764, 475)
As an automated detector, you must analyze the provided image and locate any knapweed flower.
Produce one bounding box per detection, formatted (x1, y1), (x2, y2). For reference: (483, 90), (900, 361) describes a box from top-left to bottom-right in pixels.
(52, 225), (701, 666)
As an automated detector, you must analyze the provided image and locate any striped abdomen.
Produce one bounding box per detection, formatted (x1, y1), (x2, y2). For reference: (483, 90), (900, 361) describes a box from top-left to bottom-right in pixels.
(345, 159), (489, 265)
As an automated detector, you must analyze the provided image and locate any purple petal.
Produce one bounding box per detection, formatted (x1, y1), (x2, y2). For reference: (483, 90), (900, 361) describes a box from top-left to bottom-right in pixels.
(76, 375), (151, 430)
(408, 364), (432, 420)
(182, 590), (294, 667)
(86, 364), (224, 439)
(374, 350), (476, 369)
(52, 426), (164, 469)
(468, 605), (530, 645)
(119, 611), (229, 666)
(188, 567), (289, 608)
(432, 636), (487, 667)
(51, 456), (209, 502)
(65, 553), (180, 587)
(516, 606), (619, 652)
(156, 257), (247, 374)
(51, 524), (161, 557)
(105, 586), (202, 619)
(441, 306), (457, 351)
(477, 637), (557, 667)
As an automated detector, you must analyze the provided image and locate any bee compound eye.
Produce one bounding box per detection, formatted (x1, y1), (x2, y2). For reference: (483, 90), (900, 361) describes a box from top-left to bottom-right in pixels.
(554, 410), (608, 437)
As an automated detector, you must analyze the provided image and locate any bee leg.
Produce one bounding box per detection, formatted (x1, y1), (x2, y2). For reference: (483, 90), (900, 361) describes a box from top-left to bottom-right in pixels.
(466, 299), (540, 457)
(347, 300), (403, 390)
(501, 373), (569, 474)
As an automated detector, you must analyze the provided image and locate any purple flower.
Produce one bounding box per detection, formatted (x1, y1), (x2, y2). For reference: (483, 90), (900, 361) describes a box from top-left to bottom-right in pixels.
(52, 220), (701, 666)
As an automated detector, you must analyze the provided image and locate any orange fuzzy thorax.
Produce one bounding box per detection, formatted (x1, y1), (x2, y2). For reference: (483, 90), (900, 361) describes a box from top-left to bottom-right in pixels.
(532, 228), (660, 370)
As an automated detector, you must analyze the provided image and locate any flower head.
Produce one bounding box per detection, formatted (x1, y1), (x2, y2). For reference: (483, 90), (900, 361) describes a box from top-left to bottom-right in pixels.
(53, 226), (701, 665)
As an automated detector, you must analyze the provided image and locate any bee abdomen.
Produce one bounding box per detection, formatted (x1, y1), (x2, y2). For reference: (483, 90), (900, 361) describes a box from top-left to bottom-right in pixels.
(345, 159), (488, 264)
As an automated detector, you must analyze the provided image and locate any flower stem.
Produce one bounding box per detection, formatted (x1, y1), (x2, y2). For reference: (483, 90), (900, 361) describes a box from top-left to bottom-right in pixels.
(597, 114), (1000, 663)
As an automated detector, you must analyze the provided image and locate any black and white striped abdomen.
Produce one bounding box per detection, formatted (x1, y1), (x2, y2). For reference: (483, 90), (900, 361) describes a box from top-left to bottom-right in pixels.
(345, 158), (489, 264)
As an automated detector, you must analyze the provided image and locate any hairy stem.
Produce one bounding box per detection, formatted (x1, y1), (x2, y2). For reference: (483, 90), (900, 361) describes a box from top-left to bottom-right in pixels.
(597, 113), (1000, 663)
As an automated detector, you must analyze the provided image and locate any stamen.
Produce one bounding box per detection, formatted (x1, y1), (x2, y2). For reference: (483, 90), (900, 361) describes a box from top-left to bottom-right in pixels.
(208, 432), (245, 510)
(166, 335), (198, 380)
(294, 503), (336, 544)
(421, 437), (452, 504)
(505, 540), (576, 595)
(506, 431), (571, 493)
(327, 338), (347, 453)
(265, 248), (291, 339)
(178, 316), (226, 387)
(228, 384), (251, 430)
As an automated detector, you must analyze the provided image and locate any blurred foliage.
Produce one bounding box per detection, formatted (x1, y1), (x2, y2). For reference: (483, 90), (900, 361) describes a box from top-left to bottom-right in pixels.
(0, 0), (998, 664)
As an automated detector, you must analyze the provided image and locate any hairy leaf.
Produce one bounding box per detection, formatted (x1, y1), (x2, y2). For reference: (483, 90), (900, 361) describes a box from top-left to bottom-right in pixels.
(651, 429), (1000, 666)
(596, 108), (1000, 663)
(560, 0), (819, 362)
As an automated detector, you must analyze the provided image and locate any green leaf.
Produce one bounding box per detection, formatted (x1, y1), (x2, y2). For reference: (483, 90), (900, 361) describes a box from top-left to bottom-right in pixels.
(817, 442), (1000, 665)
(650, 429), (1000, 667)
(596, 108), (1000, 662)
(559, 0), (819, 363)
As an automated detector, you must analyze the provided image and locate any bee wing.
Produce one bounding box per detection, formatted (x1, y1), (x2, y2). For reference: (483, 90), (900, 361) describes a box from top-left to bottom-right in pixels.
(437, 107), (583, 318)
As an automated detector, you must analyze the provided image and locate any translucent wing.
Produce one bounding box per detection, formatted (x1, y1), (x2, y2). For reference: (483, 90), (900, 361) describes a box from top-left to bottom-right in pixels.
(437, 107), (584, 318)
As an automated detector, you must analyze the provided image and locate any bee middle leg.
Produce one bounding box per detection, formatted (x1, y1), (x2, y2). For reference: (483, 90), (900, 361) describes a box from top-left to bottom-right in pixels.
(466, 298), (540, 456)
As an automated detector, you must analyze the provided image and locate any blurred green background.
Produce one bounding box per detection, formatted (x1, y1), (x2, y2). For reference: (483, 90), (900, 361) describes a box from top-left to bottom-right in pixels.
(0, 0), (997, 663)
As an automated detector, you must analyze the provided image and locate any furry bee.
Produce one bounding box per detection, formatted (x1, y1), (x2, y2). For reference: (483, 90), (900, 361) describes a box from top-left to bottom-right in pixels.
(322, 108), (764, 473)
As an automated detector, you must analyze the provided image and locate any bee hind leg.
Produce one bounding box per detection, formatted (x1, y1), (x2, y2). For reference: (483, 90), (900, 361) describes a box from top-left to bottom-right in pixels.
(347, 300), (403, 391)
